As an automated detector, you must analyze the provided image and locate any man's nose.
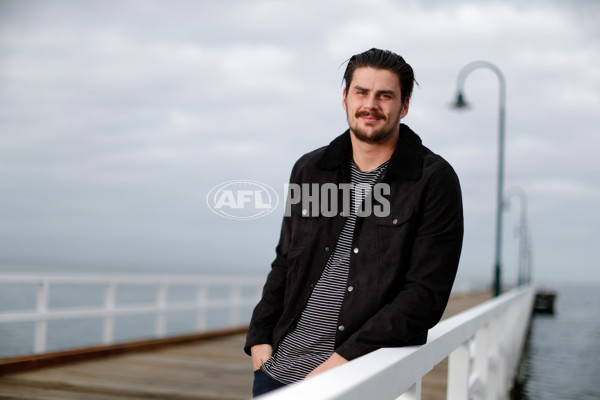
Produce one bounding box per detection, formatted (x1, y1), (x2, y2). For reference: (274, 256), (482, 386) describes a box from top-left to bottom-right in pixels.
(364, 94), (379, 109)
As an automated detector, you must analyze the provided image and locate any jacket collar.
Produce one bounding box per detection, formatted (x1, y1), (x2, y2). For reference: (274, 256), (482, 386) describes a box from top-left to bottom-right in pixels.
(315, 123), (424, 180)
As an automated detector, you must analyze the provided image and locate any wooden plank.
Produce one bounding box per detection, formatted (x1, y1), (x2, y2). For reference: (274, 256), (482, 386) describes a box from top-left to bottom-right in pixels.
(0, 334), (253, 399)
(0, 327), (249, 376)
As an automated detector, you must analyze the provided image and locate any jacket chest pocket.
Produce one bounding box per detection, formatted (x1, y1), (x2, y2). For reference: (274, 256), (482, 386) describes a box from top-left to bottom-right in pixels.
(375, 207), (415, 264)
(290, 206), (323, 249)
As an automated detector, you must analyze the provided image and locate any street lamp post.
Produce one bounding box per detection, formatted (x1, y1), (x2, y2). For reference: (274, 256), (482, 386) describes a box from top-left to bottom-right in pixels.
(452, 61), (506, 297)
(505, 186), (529, 286)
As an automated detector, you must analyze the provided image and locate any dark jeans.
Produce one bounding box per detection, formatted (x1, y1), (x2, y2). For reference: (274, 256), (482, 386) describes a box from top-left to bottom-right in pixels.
(252, 369), (286, 397)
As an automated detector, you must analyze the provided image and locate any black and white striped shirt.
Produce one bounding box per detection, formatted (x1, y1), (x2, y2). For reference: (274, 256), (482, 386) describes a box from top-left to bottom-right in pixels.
(261, 160), (388, 384)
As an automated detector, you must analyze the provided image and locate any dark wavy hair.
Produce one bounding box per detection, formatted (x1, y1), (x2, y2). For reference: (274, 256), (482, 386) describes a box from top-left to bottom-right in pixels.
(343, 48), (417, 104)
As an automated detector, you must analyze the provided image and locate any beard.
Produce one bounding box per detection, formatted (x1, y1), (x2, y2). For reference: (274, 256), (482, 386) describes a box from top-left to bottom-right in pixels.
(348, 110), (398, 144)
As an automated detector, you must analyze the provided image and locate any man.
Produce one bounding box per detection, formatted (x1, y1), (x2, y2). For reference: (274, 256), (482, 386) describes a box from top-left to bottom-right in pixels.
(245, 48), (464, 397)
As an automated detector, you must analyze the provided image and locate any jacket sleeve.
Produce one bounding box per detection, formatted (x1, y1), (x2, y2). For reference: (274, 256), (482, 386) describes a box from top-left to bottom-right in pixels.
(335, 164), (464, 361)
(243, 167), (297, 356)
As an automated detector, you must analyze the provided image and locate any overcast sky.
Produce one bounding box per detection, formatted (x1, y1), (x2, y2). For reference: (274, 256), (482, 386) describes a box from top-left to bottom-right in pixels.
(1, 0), (599, 288)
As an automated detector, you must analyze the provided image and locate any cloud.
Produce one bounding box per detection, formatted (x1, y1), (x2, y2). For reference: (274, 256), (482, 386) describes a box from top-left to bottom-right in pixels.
(219, 45), (302, 92)
(327, 1), (570, 58)
(216, 140), (266, 155)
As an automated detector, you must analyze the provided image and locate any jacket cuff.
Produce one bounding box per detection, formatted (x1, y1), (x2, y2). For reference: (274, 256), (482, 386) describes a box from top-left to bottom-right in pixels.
(334, 341), (373, 361)
(244, 330), (273, 356)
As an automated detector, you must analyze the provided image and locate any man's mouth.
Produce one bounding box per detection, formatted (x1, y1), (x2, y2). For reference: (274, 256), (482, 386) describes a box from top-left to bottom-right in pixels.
(356, 111), (384, 123)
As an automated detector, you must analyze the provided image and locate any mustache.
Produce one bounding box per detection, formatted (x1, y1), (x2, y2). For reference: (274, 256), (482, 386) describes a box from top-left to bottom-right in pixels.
(355, 110), (385, 120)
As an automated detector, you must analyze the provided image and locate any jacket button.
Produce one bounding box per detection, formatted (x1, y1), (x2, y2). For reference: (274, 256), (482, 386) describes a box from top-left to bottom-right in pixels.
(353, 248), (359, 254)
(392, 218), (398, 224)
(302, 209), (308, 216)
(338, 325), (345, 332)
(325, 247), (330, 252)
(340, 212), (344, 217)
(347, 286), (354, 292)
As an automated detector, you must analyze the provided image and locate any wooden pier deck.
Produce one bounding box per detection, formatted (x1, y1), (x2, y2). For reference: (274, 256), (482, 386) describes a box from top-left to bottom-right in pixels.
(0, 292), (490, 400)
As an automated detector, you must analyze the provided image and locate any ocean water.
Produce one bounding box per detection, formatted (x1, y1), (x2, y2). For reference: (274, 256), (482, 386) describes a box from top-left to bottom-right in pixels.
(522, 285), (600, 400)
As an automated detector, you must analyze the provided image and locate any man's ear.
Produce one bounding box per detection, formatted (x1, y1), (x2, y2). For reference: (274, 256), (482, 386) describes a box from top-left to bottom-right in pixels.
(400, 98), (410, 119)
(342, 89), (347, 112)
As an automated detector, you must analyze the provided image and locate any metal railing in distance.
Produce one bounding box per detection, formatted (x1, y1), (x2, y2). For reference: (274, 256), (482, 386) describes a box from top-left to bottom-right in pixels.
(0, 274), (264, 355)
(260, 286), (535, 400)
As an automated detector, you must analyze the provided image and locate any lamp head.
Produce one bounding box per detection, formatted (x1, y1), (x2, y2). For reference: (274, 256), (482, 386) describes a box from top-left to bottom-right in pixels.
(452, 91), (470, 110)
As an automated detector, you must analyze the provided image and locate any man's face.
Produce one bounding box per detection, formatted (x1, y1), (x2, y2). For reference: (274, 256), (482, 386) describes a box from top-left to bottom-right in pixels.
(343, 67), (409, 144)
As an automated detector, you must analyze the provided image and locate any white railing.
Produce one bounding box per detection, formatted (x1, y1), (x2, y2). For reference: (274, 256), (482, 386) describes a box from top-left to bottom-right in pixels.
(0, 274), (264, 355)
(260, 285), (535, 400)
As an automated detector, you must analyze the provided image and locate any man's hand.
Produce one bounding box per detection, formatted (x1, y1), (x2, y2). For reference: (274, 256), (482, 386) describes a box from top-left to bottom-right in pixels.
(251, 344), (273, 371)
(305, 352), (348, 379)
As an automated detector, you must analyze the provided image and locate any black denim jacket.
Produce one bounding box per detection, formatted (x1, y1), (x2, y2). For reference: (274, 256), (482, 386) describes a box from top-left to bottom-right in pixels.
(245, 124), (464, 361)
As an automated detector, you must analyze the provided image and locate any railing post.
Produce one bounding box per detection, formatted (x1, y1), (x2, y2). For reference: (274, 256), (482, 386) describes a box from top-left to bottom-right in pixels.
(448, 341), (470, 400)
(484, 319), (499, 400)
(156, 281), (167, 338)
(103, 280), (116, 345)
(499, 310), (511, 400)
(397, 378), (421, 400)
(33, 279), (49, 354)
(196, 284), (207, 332)
(472, 325), (490, 400)
(487, 315), (502, 399)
